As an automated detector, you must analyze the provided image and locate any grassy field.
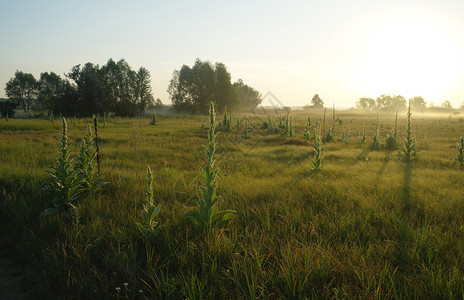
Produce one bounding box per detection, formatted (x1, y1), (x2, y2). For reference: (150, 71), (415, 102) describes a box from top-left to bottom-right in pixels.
(1, 109), (464, 299)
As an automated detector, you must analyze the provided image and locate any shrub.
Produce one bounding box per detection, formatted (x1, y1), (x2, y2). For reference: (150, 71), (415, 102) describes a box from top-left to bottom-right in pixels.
(0, 99), (18, 118)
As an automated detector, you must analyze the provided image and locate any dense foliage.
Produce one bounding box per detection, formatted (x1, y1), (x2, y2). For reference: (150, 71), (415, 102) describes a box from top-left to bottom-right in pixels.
(3, 59), (154, 117)
(356, 94), (456, 111)
(167, 59), (261, 114)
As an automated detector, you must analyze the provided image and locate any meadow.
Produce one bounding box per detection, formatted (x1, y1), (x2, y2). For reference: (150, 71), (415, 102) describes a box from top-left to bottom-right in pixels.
(1, 108), (464, 299)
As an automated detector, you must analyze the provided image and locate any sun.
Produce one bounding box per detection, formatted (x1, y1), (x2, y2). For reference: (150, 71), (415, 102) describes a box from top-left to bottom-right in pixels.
(355, 22), (460, 102)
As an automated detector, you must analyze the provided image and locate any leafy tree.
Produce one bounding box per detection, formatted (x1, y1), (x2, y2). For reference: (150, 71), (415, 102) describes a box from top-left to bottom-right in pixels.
(356, 97), (376, 110)
(390, 95), (407, 111)
(0, 98), (18, 117)
(233, 79), (262, 110)
(100, 59), (138, 116)
(376, 94), (406, 110)
(441, 100), (452, 109)
(36, 72), (67, 115)
(168, 61), (212, 114)
(67, 63), (106, 116)
(154, 98), (163, 109)
(214, 63), (239, 112)
(134, 67), (153, 115)
(311, 94), (324, 108)
(409, 96), (427, 111)
(5, 70), (37, 112)
(168, 59), (252, 114)
(376, 94), (392, 109)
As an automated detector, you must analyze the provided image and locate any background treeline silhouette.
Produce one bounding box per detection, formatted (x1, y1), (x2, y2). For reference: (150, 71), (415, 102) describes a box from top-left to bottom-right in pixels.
(2, 58), (262, 117)
(355, 95), (456, 111)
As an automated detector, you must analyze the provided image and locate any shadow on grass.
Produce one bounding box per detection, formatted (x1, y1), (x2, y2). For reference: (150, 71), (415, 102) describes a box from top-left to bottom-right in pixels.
(401, 160), (412, 215)
(395, 160), (413, 272)
(377, 152), (392, 177)
(355, 147), (371, 163)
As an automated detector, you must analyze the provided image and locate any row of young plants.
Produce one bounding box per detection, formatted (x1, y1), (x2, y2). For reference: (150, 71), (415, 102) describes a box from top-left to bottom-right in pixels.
(43, 100), (464, 222)
(44, 102), (236, 238)
(215, 102), (464, 172)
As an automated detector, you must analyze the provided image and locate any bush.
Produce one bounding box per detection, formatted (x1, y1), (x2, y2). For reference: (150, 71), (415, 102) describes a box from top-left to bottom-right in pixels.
(0, 99), (18, 118)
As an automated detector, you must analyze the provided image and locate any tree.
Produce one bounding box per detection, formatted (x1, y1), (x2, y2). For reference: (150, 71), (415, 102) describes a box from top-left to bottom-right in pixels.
(36, 72), (67, 115)
(441, 100), (452, 109)
(390, 95), (407, 111)
(134, 67), (153, 115)
(0, 98), (18, 117)
(356, 97), (376, 110)
(5, 71), (37, 112)
(214, 63), (239, 112)
(67, 63), (106, 116)
(168, 59), (243, 114)
(154, 98), (163, 108)
(311, 94), (324, 108)
(409, 96), (427, 111)
(376, 94), (406, 110)
(100, 59), (138, 116)
(376, 94), (391, 109)
(233, 79), (262, 110)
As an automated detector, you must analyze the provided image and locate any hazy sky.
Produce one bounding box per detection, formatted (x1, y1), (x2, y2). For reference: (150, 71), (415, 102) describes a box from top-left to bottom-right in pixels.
(1, 0), (464, 108)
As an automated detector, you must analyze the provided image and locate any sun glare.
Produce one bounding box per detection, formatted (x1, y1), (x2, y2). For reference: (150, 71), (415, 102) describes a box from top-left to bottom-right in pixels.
(356, 23), (460, 102)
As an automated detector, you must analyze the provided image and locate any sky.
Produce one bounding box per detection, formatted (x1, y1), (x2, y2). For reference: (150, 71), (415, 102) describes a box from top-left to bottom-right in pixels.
(1, 0), (464, 108)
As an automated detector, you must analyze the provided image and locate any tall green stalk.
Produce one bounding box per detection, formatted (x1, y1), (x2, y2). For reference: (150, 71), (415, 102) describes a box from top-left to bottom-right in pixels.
(311, 122), (323, 173)
(76, 123), (107, 197)
(371, 114), (380, 150)
(184, 102), (235, 233)
(42, 118), (84, 215)
(136, 166), (162, 236)
(360, 125), (367, 146)
(401, 101), (417, 160)
(150, 108), (158, 125)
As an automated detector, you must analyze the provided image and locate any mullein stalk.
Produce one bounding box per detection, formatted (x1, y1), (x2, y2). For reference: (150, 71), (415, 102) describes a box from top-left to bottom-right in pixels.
(184, 102), (235, 233)
(455, 134), (464, 168)
(311, 122), (323, 173)
(401, 101), (417, 160)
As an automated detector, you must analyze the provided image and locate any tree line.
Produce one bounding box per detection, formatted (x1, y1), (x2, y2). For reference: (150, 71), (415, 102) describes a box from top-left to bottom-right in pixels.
(3, 59), (156, 117)
(2, 58), (262, 117)
(356, 95), (456, 111)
